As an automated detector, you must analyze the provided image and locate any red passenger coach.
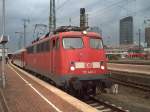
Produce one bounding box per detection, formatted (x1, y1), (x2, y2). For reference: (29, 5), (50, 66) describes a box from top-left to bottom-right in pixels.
(12, 49), (26, 68)
(12, 26), (111, 95)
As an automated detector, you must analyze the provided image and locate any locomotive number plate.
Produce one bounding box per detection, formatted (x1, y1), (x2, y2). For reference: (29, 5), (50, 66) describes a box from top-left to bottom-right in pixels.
(85, 63), (93, 68)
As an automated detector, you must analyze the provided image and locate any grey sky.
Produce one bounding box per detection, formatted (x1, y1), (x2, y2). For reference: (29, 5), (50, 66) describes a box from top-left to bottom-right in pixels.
(0, 0), (150, 51)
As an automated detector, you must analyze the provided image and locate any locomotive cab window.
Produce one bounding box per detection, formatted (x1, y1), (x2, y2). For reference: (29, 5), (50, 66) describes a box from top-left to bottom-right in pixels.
(90, 38), (103, 49)
(63, 37), (83, 49)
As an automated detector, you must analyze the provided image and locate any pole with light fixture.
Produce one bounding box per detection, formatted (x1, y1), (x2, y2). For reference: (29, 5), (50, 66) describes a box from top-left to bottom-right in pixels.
(23, 19), (30, 48)
(0, 0), (9, 88)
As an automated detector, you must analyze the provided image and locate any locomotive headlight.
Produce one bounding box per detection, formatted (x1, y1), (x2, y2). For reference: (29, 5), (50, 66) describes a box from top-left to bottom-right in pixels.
(70, 66), (75, 71)
(82, 31), (87, 35)
(101, 65), (105, 70)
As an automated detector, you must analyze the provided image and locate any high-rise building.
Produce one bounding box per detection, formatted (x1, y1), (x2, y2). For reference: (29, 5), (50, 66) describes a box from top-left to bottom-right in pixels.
(120, 16), (133, 45)
(145, 27), (150, 47)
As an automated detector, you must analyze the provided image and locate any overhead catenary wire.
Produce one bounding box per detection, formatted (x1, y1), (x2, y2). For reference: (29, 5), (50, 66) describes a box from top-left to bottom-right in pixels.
(70, 0), (136, 26)
(56, 0), (148, 31)
(56, 0), (71, 11)
(69, 0), (128, 24)
(56, 0), (135, 24)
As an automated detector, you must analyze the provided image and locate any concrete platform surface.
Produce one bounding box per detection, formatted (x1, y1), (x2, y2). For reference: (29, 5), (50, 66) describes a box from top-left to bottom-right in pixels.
(0, 101), (4, 112)
(0, 64), (98, 112)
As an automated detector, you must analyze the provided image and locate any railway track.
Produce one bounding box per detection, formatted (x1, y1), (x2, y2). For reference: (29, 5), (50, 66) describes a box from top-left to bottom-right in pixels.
(110, 70), (150, 78)
(111, 77), (150, 92)
(83, 96), (129, 112)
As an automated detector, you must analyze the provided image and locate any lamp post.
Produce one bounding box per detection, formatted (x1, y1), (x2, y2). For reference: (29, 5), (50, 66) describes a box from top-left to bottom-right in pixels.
(23, 19), (30, 48)
(0, 0), (9, 88)
(2, 0), (6, 89)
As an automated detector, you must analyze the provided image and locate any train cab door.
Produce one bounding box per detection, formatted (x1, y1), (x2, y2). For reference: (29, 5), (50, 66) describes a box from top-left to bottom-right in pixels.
(51, 38), (56, 74)
(22, 51), (24, 68)
(50, 37), (59, 74)
(55, 38), (60, 74)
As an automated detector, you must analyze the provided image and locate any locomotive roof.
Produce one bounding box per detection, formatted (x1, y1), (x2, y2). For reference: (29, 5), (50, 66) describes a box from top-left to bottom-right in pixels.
(60, 31), (101, 38)
(13, 48), (26, 54)
(28, 31), (101, 47)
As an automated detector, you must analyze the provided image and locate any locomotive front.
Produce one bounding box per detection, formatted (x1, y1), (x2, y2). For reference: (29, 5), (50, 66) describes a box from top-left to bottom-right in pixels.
(59, 31), (111, 95)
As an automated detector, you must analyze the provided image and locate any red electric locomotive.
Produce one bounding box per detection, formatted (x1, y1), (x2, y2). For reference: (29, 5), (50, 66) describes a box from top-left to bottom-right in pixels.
(12, 26), (111, 95)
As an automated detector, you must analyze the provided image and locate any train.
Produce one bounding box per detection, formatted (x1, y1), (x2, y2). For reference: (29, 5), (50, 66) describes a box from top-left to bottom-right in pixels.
(127, 48), (147, 59)
(12, 26), (112, 95)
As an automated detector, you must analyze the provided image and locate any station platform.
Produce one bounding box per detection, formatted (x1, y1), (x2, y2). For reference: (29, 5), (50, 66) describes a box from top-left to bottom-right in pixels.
(109, 60), (150, 65)
(0, 64), (98, 112)
(108, 63), (150, 75)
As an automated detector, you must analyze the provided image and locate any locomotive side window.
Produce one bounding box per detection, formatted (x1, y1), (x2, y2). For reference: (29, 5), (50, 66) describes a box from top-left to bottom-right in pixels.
(90, 38), (103, 49)
(38, 44), (41, 52)
(36, 40), (50, 53)
(45, 40), (50, 51)
(27, 46), (34, 53)
(63, 37), (83, 49)
(37, 44), (40, 53)
(42, 41), (50, 52)
(41, 43), (44, 51)
(33, 45), (36, 53)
